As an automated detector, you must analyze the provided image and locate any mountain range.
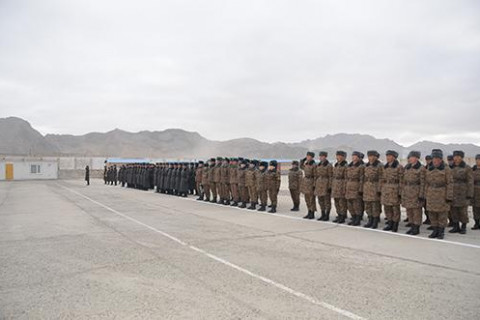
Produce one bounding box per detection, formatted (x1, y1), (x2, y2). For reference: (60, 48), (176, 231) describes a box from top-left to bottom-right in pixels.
(1, 117), (479, 160)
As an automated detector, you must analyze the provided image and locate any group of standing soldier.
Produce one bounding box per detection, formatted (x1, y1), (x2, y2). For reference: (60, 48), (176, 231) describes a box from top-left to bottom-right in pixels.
(289, 149), (480, 240)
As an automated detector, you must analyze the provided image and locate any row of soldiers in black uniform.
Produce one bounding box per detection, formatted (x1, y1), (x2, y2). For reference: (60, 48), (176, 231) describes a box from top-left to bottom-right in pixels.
(105, 162), (199, 196)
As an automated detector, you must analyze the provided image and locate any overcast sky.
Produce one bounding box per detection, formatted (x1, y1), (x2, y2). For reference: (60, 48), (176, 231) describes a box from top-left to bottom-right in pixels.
(1, 0), (479, 146)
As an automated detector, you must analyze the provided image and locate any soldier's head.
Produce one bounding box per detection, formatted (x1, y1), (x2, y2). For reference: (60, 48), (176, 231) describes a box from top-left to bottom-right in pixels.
(336, 150), (347, 162)
(447, 154), (454, 166)
(407, 151), (421, 164)
(306, 151), (315, 161)
(352, 151), (361, 163)
(367, 150), (379, 163)
(259, 161), (268, 171)
(425, 155), (432, 165)
(291, 160), (299, 169)
(386, 150), (398, 163)
(319, 151), (328, 162)
(268, 160), (277, 171)
(250, 160), (258, 168)
(476, 154), (480, 166)
(453, 151), (464, 165)
(431, 149), (443, 167)
(198, 161), (204, 168)
(231, 158), (238, 165)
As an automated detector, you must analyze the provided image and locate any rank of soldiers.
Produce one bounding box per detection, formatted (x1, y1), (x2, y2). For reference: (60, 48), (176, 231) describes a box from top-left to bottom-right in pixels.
(102, 150), (480, 240)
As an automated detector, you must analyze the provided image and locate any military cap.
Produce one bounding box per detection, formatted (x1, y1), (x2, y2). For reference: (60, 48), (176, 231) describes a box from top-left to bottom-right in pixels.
(407, 151), (421, 159)
(306, 151), (315, 157)
(216, 156), (223, 161)
(231, 158), (238, 162)
(447, 155), (453, 161)
(453, 150), (465, 158)
(476, 154), (480, 160)
(359, 152), (365, 159)
(336, 150), (347, 157)
(319, 151), (328, 157)
(431, 149), (443, 159)
(292, 160), (299, 165)
(352, 151), (361, 157)
(386, 150), (399, 158)
(367, 150), (380, 157)
(198, 161), (204, 164)
(259, 161), (268, 167)
(238, 157), (244, 161)
(269, 160), (278, 166)
(425, 155), (432, 160)
(224, 157), (230, 162)
(251, 160), (259, 166)
(210, 158), (216, 162)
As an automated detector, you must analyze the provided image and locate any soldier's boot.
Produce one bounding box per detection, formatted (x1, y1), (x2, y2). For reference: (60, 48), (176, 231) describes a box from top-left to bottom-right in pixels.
(403, 217), (409, 222)
(428, 227), (439, 238)
(248, 202), (257, 210)
(348, 215), (356, 225)
(257, 205), (266, 212)
(332, 215), (339, 223)
(427, 225), (434, 230)
(231, 201), (238, 207)
(448, 220), (455, 227)
(472, 219), (480, 230)
(353, 215), (362, 226)
(268, 204), (272, 208)
(239, 202), (247, 208)
(338, 215), (346, 224)
(224, 200), (231, 206)
(383, 220), (393, 231)
(217, 199), (223, 204)
(303, 211), (315, 219)
(317, 210), (326, 221)
(459, 223), (467, 234)
(210, 197), (217, 203)
(196, 194), (204, 201)
(392, 222), (399, 232)
(423, 216), (431, 225)
(371, 217), (380, 229)
(437, 227), (445, 239)
(405, 222), (412, 227)
(290, 205), (299, 212)
(449, 222), (460, 233)
(268, 206), (276, 213)
(364, 216), (373, 228)
(411, 225), (420, 235)
(204, 197), (210, 202)
(406, 225), (414, 234)
(323, 210), (330, 221)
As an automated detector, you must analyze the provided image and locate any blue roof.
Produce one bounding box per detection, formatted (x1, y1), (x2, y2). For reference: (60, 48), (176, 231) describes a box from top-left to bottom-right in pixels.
(107, 158), (151, 164)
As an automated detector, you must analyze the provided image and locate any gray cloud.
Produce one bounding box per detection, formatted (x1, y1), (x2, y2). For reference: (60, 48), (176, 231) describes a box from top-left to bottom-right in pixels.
(1, 0), (479, 146)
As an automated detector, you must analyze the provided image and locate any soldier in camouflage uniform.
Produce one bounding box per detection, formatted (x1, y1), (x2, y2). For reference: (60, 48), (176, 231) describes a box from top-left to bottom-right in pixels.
(425, 149), (453, 239)
(212, 157), (222, 203)
(381, 150), (404, 232)
(246, 160), (258, 210)
(401, 151), (426, 235)
(363, 150), (383, 229)
(301, 152), (317, 219)
(266, 160), (281, 213)
(256, 161), (268, 212)
(332, 151), (348, 223)
(202, 161), (210, 201)
(315, 151), (333, 221)
(472, 154), (480, 230)
(346, 151), (364, 226)
(229, 158), (239, 206)
(449, 150), (473, 234)
(237, 159), (250, 208)
(195, 161), (204, 200)
(288, 160), (302, 211)
(424, 155), (433, 227)
(220, 158), (230, 205)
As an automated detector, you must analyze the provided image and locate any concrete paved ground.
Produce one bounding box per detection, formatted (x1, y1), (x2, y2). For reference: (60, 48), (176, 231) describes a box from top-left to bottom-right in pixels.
(1, 179), (479, 319)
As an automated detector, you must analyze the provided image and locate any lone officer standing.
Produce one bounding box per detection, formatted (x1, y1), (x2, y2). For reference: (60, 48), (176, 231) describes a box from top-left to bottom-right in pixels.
(449, 150), (473, 234)
(85, 165), (90, 186)
(425, 149), (453, 239)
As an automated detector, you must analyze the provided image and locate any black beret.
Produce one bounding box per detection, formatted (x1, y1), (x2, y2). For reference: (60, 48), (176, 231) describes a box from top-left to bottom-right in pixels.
(432, 149), (443, 159)
(260, 161), (268, 167)
(319, 151), (328, 157)
(224, 157), (230, 162)
(352, 151), (361, 157)
(216, 157), (223, 161)
(336, 150), (347, 157)
(198, 161), (204, 164)
(453, 150), (465, 158)
(306, 151), (315, 157)
(386, 150), (399, 158)
(251, 160), (259, 166)
(407, 151), (421, 159)
(367, 150), (380, 157)
(292, 160), (299, 165)
(210, 158), (216, 162)
(269, 160), (278, 166)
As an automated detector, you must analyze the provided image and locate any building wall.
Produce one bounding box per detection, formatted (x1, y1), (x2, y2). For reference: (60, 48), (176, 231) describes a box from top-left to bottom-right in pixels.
(0, 160), (58, 180)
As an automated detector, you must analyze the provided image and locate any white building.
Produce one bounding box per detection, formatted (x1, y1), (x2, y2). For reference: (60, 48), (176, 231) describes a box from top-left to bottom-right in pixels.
(0, 157), (58, 180)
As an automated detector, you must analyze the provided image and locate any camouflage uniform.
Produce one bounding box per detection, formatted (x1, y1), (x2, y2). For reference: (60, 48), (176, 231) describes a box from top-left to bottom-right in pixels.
(229, 160), (239, 206)
(220, 159), (231, 204)
(210, 159), (220, 202)
(300, 154), (317, 218)
(332, 152), (348, 223)
(195, 162), (204, 200)
(363, 153), (383, 228)
(346, 155), (364, 226)
(314, 156), (333, 220)
(401, 153), (426, 235)
(381, 151), (404, 232)
(256, 162), (268, 211)
(202, 164), (210, 201)
(449, 151), (473, 234)
(425, 150), (453, 239)
(237, 160), (250, 208)
(288, 161), (302, 211)
(472, 156), (480, 230)
(265, 160), (281, 213)
(246, 161), (258, 209)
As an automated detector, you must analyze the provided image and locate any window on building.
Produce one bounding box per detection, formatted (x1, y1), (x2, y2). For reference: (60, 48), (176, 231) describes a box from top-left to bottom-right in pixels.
(31, 164), (41, 174)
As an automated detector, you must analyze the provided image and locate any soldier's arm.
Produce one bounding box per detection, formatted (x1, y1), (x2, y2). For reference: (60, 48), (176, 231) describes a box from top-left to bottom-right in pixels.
(398, 166), (404, 196)
(419, 166), (426, 199)
(359, 167), (365, 194)
(327, 165), (333, 191)
(467, 166), (474, 199)
(446, 168), (454, 201)
(377, 166), (384, 194)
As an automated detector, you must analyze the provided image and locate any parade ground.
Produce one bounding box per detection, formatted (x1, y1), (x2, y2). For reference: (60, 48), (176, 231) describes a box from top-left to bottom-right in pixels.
(1, 179), (479, 320)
